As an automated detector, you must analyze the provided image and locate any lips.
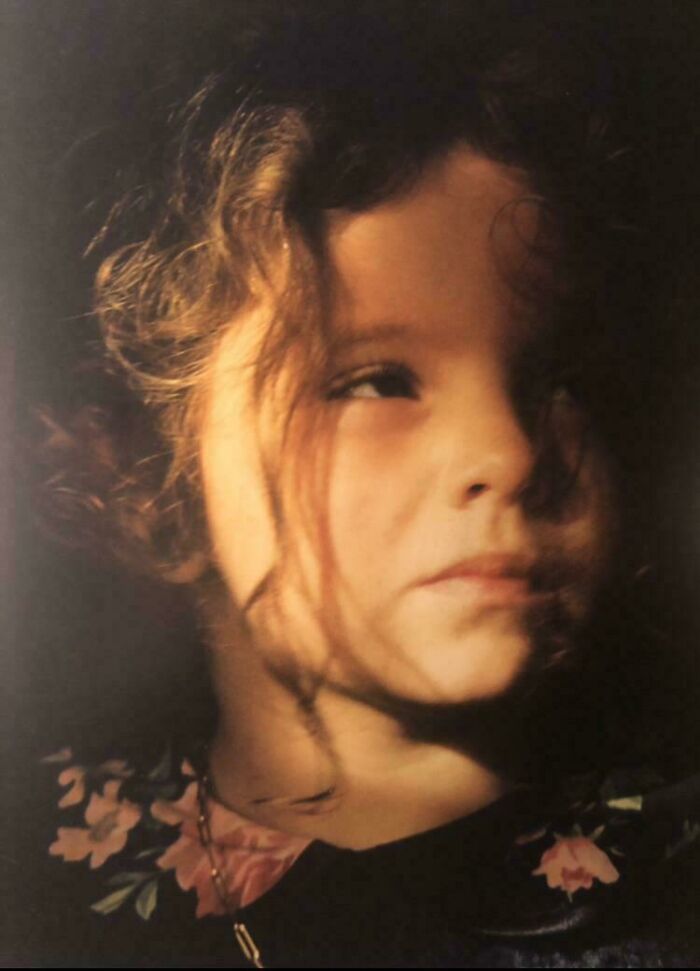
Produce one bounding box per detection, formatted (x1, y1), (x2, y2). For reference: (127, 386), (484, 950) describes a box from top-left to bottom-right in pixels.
(418, 553), (535, 604)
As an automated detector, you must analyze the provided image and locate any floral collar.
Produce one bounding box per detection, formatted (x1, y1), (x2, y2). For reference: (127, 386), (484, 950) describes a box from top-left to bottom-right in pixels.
(43, 746), (310, 922)
(43, 744), (700, 938)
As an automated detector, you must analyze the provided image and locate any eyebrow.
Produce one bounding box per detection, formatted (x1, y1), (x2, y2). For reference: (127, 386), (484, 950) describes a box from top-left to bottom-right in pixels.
(329, 313), (544, 355)
(330, 321), (421, 351)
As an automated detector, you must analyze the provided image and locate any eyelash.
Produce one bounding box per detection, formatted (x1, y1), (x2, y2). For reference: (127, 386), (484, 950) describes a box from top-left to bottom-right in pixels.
(325, 362), (420, 401)
(323, 360), (584, 413)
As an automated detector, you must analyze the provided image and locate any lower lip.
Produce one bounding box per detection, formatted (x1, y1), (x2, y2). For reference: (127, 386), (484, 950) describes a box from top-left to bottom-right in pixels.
(420, 575), (531, 605)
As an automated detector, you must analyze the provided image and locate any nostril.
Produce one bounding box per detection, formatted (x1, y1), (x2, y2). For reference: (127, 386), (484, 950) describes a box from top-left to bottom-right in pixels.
(467, 483), (488, 499)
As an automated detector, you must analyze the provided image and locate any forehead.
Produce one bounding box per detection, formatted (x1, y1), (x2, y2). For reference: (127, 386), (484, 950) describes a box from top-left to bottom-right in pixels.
(327, 148), (539, 346)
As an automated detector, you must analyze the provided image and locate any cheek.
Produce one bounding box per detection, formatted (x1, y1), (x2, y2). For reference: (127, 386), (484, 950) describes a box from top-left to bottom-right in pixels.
(201, 393), (279, 608)
(585, 453), (618, 579)
(203, 438), (279, 606)
(543, 446), (616, 604)
(324, 408), (428, 579)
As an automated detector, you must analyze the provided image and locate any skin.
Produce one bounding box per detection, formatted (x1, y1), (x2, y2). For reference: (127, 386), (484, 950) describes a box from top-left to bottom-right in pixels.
(200, 147), (610, 848)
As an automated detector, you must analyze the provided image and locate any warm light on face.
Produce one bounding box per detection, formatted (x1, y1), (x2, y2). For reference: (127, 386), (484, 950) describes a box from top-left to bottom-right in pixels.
(201, 148), (611, 706)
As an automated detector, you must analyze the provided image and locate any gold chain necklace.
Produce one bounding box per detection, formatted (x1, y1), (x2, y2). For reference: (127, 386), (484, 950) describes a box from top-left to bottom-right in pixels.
(195, 770), (266, 969)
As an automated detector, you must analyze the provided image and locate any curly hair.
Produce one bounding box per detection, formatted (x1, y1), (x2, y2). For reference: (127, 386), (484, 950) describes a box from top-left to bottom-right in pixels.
(39, 10), (639, 596)
(28, 4), (700, 791)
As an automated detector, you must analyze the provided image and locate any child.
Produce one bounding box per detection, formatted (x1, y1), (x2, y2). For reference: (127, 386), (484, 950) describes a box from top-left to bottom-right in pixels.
(21, 5), (700, 966)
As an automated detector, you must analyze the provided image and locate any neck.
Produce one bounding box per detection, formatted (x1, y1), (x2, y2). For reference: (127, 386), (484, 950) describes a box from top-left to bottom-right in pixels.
(207, 623), (510, 850)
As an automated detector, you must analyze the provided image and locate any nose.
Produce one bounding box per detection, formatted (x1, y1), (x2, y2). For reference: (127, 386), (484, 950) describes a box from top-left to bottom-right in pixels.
(443, 368), (535, 509)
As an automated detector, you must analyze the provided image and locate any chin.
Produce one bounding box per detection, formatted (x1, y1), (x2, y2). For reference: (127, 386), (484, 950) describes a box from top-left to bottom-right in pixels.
(375, 623), (534, 705)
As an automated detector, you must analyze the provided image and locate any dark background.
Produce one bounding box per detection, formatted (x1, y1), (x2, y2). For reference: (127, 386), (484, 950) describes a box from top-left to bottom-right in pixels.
(4, 0), (700, 848)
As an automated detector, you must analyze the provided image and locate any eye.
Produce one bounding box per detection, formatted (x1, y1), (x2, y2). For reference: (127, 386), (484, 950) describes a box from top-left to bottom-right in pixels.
(512, 342), (587, 428)
(325, 363), (419, 401)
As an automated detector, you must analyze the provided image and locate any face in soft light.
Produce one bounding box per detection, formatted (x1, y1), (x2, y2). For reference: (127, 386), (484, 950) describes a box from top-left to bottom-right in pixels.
(202, 148), (611, 706)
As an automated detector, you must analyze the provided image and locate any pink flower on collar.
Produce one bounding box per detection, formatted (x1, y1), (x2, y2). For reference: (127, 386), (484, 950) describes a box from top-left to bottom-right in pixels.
(57, 765), (87, 808)
(49, 780), (142, 869)
(151, 770), (311, 918)
(55, 758), (133, 810)
(533, 835), (620, 896)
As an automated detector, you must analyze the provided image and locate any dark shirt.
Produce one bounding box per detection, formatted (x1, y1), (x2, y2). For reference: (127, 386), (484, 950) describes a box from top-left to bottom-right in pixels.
(7, 740), (700, 968)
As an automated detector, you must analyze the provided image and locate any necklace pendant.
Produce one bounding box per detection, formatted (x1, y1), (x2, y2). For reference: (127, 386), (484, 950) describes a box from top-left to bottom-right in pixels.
(234, 920), (264, 969)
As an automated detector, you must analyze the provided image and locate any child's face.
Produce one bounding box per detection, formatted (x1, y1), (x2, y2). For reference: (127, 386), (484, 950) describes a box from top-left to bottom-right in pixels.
(202, 148), (611, 705)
